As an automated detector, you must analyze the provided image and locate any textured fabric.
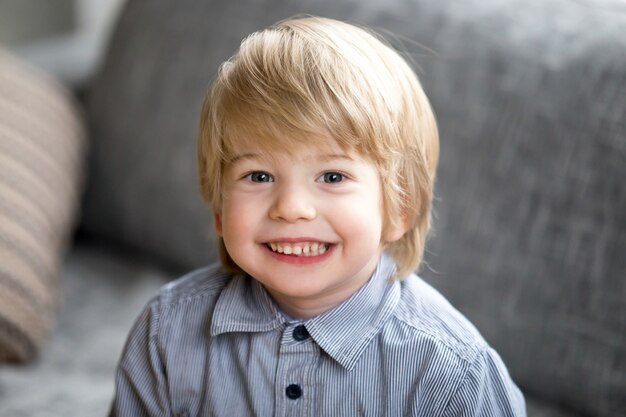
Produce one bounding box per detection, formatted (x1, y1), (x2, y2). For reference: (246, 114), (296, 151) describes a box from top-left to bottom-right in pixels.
(0, 49), (85, 362)
(109, 254), (525, 416)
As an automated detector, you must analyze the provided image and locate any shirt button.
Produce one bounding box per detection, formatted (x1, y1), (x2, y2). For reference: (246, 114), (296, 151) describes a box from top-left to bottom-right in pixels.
(292, 325), (309, 341)
(286, 384), (302, 399)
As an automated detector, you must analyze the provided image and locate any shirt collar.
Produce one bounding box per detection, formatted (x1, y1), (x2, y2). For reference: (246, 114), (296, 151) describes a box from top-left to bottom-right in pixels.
(305, 253), (401, 370)
(211, 253), (401, 370)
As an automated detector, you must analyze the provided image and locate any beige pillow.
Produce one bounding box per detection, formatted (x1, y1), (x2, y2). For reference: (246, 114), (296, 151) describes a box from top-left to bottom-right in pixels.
(0, 49), (85, 362)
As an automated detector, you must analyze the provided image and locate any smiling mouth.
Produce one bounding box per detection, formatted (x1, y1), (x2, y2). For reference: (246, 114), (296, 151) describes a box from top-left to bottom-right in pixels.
(266, 242), (330, 256)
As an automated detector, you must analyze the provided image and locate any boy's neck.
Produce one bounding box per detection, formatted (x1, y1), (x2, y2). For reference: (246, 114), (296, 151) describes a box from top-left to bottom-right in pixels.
(262, 257), (382, 320)
(269, 294), (348, 320)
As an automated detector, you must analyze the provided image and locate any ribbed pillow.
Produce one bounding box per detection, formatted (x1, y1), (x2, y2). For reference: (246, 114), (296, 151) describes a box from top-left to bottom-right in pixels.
(0, 49), (85, 362)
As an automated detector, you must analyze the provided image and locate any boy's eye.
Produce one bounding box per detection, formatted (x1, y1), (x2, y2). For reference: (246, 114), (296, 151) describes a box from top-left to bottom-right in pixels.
(319, 172), (344, 183)
(248, 172), (274, 182)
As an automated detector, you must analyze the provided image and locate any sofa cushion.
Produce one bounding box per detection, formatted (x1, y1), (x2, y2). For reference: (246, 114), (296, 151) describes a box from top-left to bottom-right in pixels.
(0, 49), (85, 362)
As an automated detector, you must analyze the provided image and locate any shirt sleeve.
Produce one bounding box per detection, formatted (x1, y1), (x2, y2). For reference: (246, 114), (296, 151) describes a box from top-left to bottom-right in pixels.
(442, 347), (527, 417)
(108, 298), (172, 417)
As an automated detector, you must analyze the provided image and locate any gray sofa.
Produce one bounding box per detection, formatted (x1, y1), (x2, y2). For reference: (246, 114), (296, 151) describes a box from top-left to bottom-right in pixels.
(1, 0), (624, 416)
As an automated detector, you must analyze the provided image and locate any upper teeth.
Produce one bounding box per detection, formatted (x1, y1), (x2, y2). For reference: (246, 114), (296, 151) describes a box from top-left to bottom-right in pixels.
(268, 242), (328, 256)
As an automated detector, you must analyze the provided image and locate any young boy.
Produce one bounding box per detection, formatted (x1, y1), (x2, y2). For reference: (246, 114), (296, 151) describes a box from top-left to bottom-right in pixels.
(109, 16), (526, 416)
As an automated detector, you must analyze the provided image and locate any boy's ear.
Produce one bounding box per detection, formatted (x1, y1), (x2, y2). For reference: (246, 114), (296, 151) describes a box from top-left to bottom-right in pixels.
(383, 216), (410, 243)
(213, 212), (223, 236)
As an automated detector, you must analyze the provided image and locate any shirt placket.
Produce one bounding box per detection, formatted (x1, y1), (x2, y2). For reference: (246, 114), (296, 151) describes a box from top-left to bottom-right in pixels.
(274, 323), (318, 417)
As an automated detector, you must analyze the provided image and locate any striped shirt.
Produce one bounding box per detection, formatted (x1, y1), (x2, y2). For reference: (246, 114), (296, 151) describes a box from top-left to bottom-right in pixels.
(109, 253), (526, 416)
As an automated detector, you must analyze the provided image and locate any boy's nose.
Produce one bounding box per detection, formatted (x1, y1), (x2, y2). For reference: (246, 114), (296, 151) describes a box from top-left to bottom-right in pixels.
(268, 184), (316, 223)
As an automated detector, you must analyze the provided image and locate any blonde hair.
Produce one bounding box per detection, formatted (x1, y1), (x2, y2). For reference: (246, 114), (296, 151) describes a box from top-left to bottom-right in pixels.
(198, 16), (439, 279)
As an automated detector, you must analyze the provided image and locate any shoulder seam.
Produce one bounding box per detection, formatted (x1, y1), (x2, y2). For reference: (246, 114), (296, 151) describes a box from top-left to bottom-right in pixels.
(392, 313), (482, 365)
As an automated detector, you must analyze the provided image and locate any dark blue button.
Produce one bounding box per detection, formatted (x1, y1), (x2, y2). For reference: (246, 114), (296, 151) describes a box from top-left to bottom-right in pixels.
(285, 384), (302, 399)
(293, 325), (309, 341)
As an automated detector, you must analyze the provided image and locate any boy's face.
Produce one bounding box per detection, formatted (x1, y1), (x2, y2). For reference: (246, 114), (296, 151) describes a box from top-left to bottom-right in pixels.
(214, 138), (404, 318)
